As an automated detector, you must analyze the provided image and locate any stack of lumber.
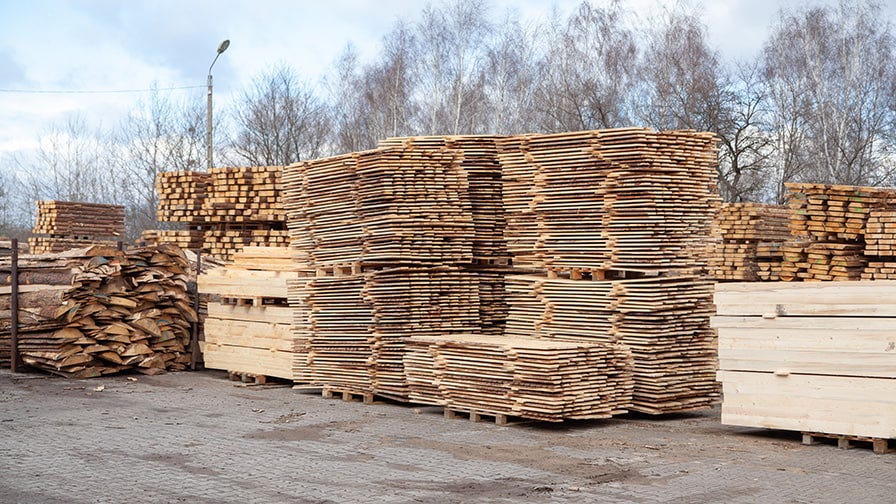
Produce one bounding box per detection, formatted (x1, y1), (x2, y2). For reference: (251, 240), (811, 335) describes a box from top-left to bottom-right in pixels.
(863, 210), (896, 279)
(708, 203), (790, 281)
(140, 229), (204, 250)
(379, 136), (508, 264)
(198, 247), (299, 380)
(28, 201), (125, 254)
(783, 183), (896, 281)
(155, 170), (210, 222)
(403, 335), (633, 421)
(202, 166), (284, 223)
(203, 229), (289, 261)
(504, 275), (719, 414)
(294, 267), (480, 398)
(495, 128), (719, 271)
(1, 245), (196, 377)
(713, 281), (896, 441)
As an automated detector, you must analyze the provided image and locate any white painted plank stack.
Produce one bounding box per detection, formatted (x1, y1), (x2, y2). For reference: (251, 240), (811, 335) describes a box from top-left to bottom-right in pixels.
(713, 281), (896, 440)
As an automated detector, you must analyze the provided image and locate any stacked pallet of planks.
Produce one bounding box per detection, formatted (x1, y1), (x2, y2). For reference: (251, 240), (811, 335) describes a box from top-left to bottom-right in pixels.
(863, 210), (896, 279)
(783, 182), (896, 281)
(708, 203), (790, 281)
(713, 281), (896, 449)
(492, 128), (720, 415)
(495, 128), (719, 272)
(150, 166), (288, 261)
(198, 247), (298, 380)
(1, 245), (196, 377)
(28, 201), (125, 254)
(284, 147), (482, 397)
(403, 335), (633, 422)
(155, 170), (210, 223)
(503, 275), (719, 414)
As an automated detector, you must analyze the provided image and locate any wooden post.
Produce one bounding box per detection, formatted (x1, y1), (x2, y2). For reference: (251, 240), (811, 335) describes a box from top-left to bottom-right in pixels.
(190, 250), (202, 370)
(9, 238), (19, 372)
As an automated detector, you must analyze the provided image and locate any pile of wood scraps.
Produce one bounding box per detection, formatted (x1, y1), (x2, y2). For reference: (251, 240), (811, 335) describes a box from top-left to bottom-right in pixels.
(2, 244), (196, 377)
(403, 335), (633, 422)
(28, 201), (125, 254)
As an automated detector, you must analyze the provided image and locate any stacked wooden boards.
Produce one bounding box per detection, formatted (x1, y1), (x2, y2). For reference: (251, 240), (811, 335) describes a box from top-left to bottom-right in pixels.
(495, 128), (719, 271)
(493, 128), (721, 415)
(150, 167), (288, 261)
(708, 203), (790, 281)
(864, 210), (896, 279)
(504, 275), (718, 414)
(403, 335), (633, 422)
(198, 247), (299, 380)
(783, 182), (896, 281)
(28, 201), (124, 254)
(713, 281), (896, 441)
(1, 245), (196, 377)
(284, 147), (482, 398)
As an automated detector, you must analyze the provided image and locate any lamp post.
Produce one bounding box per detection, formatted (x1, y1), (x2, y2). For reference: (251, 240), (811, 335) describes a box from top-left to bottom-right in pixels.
(207, 39), (230, 171)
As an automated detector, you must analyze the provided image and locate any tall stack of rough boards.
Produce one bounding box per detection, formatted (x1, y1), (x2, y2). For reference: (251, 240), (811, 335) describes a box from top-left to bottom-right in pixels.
(198, 247), (298, 380)
(864, 210), (896, 279)
(28, 201), (125, 254)
(495, 128), (721, 415)
(713, 282), (896, 452)
(149, 167), (288, 261)
(0, 245), (196, 377)
(782, 182), (896, 281)
(284, 147), (481, 400)
(709, 203), (791, 281)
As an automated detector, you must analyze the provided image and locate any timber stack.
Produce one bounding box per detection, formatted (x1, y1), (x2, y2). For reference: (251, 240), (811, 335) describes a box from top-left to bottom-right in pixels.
(863, 210), (896, 279)
(782, 182), (896, 281)
(708, 202), (791, 281)
(149, 167), (288, 261)
(0, 244), (196, 377)
(713, 281), (896, 451)
(198, 246), (297, 381)
(28, 201), (125, 254)
(494, 128), (721, 415)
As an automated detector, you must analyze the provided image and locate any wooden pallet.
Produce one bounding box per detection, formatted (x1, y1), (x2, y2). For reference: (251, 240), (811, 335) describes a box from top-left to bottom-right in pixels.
(802, 432), (894, 454)
(443, 408), (511, 426)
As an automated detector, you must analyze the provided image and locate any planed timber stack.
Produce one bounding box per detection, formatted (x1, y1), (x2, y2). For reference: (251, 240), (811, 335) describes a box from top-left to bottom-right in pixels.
(28, 201), (125, 254)
(198, 247), (298, 380)
(783, 182), (896, 281)
(150, 167), (288, 261)
(709, 203), (791, 281)
(1, 244), (196, 377)
(713, 281), (896, 450)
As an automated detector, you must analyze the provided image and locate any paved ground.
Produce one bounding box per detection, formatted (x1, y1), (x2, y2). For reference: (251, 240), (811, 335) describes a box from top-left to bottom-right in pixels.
(1, 369), (893, 503)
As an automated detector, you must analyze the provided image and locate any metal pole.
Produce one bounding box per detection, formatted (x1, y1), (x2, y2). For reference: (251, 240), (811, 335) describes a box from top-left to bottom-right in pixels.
(206, 73), (213, 171)
(190, 250), (202, 370)
(10, 238), (19, 372)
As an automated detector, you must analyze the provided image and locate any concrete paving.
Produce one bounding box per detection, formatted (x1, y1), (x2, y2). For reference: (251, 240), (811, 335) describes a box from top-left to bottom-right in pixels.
(1, 369), (893, 503)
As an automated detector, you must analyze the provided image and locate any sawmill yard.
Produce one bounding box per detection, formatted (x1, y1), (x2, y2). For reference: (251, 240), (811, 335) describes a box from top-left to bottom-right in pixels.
(2, 368), (894, 504)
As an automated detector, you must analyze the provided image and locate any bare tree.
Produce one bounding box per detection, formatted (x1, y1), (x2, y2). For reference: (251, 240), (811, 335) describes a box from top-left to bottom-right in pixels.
(764, 0), (896, 195)
(230, 64), (330, 165)
(532, 1), (638, 132)
(483, 12), (538, 134)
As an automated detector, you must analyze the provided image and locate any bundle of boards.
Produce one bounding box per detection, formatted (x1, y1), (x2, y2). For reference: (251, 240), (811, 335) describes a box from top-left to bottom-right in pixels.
(28, 200), (125, 254)
(1, 244), (196, 377)
(708, 202), (791, 281)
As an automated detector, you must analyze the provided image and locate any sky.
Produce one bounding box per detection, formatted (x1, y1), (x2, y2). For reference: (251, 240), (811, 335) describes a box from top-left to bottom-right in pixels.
(1, 0), (894, 160)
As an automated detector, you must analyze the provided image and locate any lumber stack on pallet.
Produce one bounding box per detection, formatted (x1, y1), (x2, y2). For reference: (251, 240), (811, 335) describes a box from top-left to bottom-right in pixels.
(495, 128), (719, 271)
(504, 275), (719, 414)
(199, 247), (298, 380)
(708, 203), (790, 281)
(140, 229), (205, 250)
(155, 170), (210, 223)
(202, 166), (284, 223)
(1, 245), (196, 377)
(403, 335), (633, 421)
(713, 281), (896, 440)
(863, 210), (896, 279)
(28, 201), (125, 254)
(783, 183), (896, 281)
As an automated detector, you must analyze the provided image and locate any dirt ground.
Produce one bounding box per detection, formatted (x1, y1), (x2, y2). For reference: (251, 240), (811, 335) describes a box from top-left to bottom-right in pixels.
(1, 368), (893, 503)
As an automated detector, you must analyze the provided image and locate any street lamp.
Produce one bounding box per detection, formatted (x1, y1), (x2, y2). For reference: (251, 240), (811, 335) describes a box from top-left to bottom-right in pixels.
(207, 39), (230, 171)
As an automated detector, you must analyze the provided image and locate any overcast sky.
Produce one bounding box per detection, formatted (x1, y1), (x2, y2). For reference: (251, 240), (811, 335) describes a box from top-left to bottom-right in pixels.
(1, 0), (893, 159)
